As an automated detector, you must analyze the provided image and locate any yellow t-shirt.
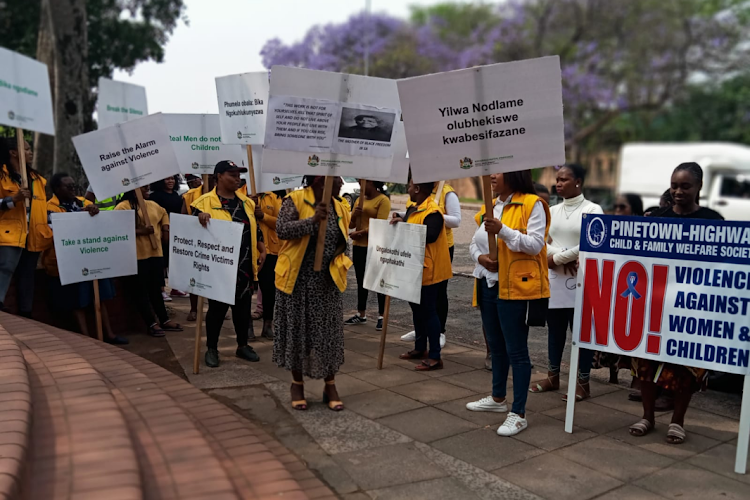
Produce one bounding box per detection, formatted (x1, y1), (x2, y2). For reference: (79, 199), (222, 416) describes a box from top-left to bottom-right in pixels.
(115, 199), (169, 260)
(352, 193), (391, 247)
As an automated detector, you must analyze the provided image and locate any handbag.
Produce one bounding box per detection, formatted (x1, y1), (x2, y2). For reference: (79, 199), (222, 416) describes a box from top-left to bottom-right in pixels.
(526, 298), (549, 327)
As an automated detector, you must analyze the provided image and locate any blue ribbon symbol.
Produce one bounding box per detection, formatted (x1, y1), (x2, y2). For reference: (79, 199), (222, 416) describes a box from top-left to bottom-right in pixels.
(620, 272), (642, 299)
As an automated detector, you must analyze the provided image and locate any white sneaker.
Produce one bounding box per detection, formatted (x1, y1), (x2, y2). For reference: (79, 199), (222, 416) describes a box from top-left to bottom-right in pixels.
(440, 333), (446, 348)
(466, 396), (508, 413)
(162, 291), (172, 302)
(497, 412), (528, 436)
(401, 330), (416, 342)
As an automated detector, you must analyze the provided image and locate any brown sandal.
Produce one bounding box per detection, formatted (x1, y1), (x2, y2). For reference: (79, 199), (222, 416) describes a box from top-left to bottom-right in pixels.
(291, 380), (307, 411)
(562, 379), (590, 402)
(186, 310), (197, 322)
(529, 372), (560, 393)
(322, 380), (343, 411)
(399, 350), (428, 360)
(415, 359), (443, 371)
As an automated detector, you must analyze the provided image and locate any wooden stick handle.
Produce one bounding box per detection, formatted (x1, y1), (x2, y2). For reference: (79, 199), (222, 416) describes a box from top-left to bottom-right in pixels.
(15, 129), (28, 234)
(134, 188), (158, 249)
(193, 296), (205, 374)
(246, 145), (258, 196)
(377, 296), (392, 370)
(313, 176), (334, 272)
(93, 279), (104, 342)
(482, 175), (498, 257)
(356, 179), (367, 231)
(435, 180), (445, 201)
(192, 177), (211, 375)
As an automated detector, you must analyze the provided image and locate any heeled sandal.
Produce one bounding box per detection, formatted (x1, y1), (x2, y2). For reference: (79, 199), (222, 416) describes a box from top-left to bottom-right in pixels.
(322, 380), (344, 412)
(529, 372), (560, 393)
(562, 379), (590, 402)
(290, 380), (307, 411)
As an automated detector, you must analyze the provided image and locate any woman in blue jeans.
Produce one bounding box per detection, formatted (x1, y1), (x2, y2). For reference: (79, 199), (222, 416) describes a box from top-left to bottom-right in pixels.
(465, 170), (550, 436)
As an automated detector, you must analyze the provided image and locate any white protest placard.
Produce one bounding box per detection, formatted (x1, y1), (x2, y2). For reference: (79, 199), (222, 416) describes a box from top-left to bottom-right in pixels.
(573, 214), (750, 375)
(51, 210), (137, 285)
(248, 146), (302, 193)
(566, 214), (750, 475)
(72, 112), (180, 200)
(261, 66), (407, 180)
(364, 219), (426, 304)
(168, 214), (242, 305)
(161, 113), (246, 174)
(0, 47), (54, 135)
(397, 56), (565, 183)
(96, 77), (148, 130)
(215, 72), (269, 144)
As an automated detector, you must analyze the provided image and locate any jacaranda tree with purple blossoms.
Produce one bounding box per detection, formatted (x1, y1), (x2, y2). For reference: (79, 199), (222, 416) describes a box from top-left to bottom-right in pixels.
(262, 0), (750, 159)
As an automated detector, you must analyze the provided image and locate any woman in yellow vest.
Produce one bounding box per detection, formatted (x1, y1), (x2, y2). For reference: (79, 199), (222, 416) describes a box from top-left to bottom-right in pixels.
(401, 181), (460, 346)
(0, 137), (50, 317)
(43, 172), (128, 344)
(465, 170), (550, 437)
(345, 180), (391, 330)
(115, 186), (182, 337)
(253, 190), (285, 339)
(273, 175), (351, 411)
(393, 176), (452, 371)
(192, 161), (265, 368)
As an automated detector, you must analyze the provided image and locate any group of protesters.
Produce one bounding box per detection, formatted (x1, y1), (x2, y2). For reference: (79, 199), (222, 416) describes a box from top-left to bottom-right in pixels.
(0, 130), (724, 441)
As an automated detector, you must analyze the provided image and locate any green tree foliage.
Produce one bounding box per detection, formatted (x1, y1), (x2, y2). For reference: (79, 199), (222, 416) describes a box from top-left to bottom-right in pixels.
(0, 0), (186, 126)
(602, 73), (750, 146)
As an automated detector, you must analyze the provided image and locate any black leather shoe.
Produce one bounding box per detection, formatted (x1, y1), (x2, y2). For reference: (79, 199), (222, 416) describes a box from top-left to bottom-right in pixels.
(236, 345), (260, 362)
(205, 348), (220, 368)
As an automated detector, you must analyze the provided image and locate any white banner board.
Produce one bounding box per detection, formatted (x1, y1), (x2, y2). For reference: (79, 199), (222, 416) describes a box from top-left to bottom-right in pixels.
(168, 214), (242, 305)
(162, 113), (246, 175)
(215, 72), (269, 145)
(249, 146), (303, 193)
(0, 47), (54, 135)
(261, 66), (407, 181)
(573, 214), (750, 375)
(364, 219), (426, 304)
(397, 56), (565, 183)
(51, 210), (137, 285)
(96, 77), (148, 130)
(72, 113), (181, 200)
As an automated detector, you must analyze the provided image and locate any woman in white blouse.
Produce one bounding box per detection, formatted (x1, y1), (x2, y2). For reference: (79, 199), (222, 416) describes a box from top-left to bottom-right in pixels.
(530, 164), (603, 401)
(465, 170), (550, 437)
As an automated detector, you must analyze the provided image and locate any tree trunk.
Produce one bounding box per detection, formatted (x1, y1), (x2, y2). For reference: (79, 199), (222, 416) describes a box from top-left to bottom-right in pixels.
(47, 0), (88, 186)
(33, 0), (55, 184)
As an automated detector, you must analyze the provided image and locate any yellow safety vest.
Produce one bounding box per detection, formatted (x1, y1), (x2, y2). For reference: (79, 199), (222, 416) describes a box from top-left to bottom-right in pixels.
(406, 197), (453, 286)
(191, 188), (260, 281)
(495, 193), (551, 300)
(275, 187), (352, 294)
(407, 183), (455, 248)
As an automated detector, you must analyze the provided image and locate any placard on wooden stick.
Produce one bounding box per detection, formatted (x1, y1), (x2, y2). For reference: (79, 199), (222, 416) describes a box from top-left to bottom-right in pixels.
(192, 175), (209, 374)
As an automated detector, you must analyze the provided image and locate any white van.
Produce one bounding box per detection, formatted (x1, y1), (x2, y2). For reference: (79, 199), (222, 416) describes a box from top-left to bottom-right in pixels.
(617, 143), (750, 220)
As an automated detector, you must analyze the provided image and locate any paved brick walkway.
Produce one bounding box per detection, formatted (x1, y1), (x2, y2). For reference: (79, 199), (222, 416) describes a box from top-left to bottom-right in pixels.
(160, 298), (750, 500)
(0, 312), (335, 500)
